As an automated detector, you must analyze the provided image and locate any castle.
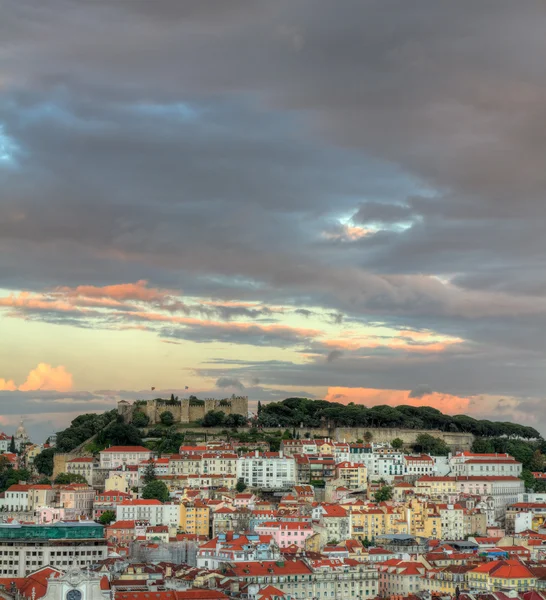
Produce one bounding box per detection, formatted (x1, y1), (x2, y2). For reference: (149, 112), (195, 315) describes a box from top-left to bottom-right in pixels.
(118, 395), (249, 425)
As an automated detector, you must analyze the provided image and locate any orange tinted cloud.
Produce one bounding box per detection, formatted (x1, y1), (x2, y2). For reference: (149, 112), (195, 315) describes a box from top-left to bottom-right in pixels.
(59, 280), (168, 302)
(0, 363), (73, 392)
(322, 335), (463, 354)
(0, 378), (17, 391)
(325, 386), (472, 414)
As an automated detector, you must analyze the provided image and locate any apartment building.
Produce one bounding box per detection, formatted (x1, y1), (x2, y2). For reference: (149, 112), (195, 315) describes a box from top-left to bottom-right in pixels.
(237, 451), (296, 489)
(99, 445), (153, 469)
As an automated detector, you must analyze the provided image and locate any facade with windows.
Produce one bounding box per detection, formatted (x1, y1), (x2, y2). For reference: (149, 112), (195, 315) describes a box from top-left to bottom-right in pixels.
(0, 522), (107, 577)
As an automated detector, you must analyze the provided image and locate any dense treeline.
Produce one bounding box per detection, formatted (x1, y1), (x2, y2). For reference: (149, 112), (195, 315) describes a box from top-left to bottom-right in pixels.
(56, 410), (118, 452)
(257, 398), (541, 440)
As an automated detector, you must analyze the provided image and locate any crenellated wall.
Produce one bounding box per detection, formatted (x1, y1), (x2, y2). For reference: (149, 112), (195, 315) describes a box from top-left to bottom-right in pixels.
(120, 396), (249, 425)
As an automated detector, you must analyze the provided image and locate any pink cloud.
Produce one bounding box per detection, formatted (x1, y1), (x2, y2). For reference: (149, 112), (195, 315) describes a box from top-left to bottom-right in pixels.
(0, 363), (73, 392)
(58, 280), (169, 302)
(325, 386), (472, 414)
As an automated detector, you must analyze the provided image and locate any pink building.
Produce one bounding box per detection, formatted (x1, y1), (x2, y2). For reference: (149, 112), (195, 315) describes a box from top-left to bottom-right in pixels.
(255, 521), (314, 548)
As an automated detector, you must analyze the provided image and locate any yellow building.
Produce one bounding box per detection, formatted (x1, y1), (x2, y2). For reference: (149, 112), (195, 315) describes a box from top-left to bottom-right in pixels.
(415, 476), (457, 496)
(25, 445), (43, 468)
(179, 500), (210, 536)
(467, 560), (537, 592)
(350, 505), (408, 540)
(335, 462), (367, 490)
(104, 473), (130, 493)
(407, 498), (442, 538)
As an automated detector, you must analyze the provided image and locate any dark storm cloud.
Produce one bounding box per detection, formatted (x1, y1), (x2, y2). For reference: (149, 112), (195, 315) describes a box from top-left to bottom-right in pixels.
(326, 350), (343, 363)
(215, 377), (245, 390)
(409, 384), (434, 399)
(3, 0), (546, 416)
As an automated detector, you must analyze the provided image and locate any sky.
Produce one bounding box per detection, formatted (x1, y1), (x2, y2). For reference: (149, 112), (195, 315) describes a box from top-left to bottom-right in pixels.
(1, 0), (546, 441)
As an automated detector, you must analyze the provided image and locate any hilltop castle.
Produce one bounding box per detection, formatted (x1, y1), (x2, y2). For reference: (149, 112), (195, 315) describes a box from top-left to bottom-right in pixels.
(118, 395), (248, 425)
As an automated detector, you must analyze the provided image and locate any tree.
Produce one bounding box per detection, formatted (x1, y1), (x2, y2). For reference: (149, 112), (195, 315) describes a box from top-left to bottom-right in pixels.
(54, 473), (88, 485)
(160, 411), (174, 426)
(9, 436), (15, 453)
(225, 414), (247, 428)
(96, 422), (143, 447)
(520, 469), (535, 491)
(530, 449), (545, 472)
(413, 433), (449, 456)
(391, 438), (404, 450)
(202, 411), (226, 427)
(375, 485), (393, 502)
(364, 431), (373, 443)
(257, 401), (262, 415)
(142, 480), (169, 502)
(236, 478), (247, 493)
(142, 459), (157, 485)
(37, 477), (51, 485)
(99, 510), (116, 525)
(132, 411), (150, 427)
(34, 448), (55, 476)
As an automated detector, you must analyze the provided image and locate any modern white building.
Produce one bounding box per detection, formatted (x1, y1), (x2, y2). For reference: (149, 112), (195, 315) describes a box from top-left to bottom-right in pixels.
(0, 522), (108, 577)
(237, 451), (296, 489)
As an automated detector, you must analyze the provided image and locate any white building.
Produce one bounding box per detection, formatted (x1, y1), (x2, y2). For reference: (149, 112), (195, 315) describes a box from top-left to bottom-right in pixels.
(456, 476), (524, 522)
(237, 451), (296, 489)
(66, 457), (97, 485)
(14, 421), (30, 452)
(0, 484), (30, 512)
(437, 503), (465, 539)
(116, 499), (179, 526)
(41, 565), (107, 600)
(403, 454), (435, 477)
(196, 532), (280, 569)
(376, 453), (405, 481)
(0, 522), (107, 577)
(0, 432), (10, 453)
(450, 452), (522, 477)
(99, 445), (153, 469)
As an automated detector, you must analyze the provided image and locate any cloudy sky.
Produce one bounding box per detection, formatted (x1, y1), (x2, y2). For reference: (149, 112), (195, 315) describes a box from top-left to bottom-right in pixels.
(2, 0), (546, 441)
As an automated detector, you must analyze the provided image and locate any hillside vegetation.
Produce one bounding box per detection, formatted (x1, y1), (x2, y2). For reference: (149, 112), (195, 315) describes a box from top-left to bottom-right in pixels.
(257, 397), (541, 439)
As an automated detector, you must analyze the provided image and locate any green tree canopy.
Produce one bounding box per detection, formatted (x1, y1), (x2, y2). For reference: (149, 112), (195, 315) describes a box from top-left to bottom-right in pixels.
(54, 473), (88, 485)
(132, 411), (150, 427)
(142, 460), (157, 485)
(256, 398), (542, 440)
(413, 433), (450, 456)
(375, 485), (393, 502)
(391, 438), (404, 450)
(56, 410), (118, 452)
(142, 480), (169, 502)
(236, 478), (247, 493)
(160, 411), (174, 426)
(34, 448), (55, 476)
(202, 411), (226, 427)
(99, 510), (117, 525)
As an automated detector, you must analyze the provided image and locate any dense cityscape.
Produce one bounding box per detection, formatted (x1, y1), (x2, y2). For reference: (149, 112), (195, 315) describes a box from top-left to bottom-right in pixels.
(0, 397), (546, 600)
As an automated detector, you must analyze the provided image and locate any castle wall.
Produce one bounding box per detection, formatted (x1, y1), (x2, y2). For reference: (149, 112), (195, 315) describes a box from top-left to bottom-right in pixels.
(188, 404), (205, 423)
(121, 396), (249, 425)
